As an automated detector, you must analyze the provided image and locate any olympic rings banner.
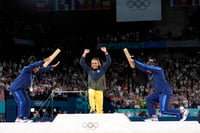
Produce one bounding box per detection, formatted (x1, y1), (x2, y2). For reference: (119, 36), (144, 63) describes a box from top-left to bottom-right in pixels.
(116, 0), (161, 22)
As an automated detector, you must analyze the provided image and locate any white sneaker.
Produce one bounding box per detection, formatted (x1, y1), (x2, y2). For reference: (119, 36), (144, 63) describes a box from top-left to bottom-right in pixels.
(26, 119), (33, 123)
(144, 117), (159, 122)
(15, 118), (27, 123)
(180, 109), (189, 122)
(15, 118), (33, 123)
(15, 118), (20, 122)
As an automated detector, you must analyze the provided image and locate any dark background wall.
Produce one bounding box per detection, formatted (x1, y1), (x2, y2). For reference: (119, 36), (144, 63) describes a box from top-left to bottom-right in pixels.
(0, 0), (200, 59)
(2, 0), (199, 34)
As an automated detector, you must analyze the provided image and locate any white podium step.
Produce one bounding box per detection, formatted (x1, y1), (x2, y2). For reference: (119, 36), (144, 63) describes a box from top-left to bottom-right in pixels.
(52, 113), (134, 133)
(0, 113), (199, 133)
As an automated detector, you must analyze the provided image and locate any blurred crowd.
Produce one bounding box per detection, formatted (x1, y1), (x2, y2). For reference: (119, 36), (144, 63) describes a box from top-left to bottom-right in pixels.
(0, 47), (199, 111)
(0, 20), (200, 112)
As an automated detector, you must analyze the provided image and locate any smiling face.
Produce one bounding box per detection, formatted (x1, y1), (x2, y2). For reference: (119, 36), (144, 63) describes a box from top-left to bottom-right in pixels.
(91, 58), (101, 69)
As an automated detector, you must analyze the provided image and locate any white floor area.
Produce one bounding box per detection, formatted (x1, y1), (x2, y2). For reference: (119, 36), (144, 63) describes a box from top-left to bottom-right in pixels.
(0, 113), (199, 133)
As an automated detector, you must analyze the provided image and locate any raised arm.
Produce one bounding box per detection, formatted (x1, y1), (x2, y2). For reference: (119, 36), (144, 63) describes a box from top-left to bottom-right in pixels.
(101, 47), (111, 70)
(79, 49), (91, 72)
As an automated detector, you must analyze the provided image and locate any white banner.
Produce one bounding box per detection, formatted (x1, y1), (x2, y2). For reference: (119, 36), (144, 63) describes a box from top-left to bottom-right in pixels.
(116, 0), (161, 22)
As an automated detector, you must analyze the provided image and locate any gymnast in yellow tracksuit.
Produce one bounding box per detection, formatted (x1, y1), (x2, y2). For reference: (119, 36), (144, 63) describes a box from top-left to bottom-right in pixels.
(79, 47), (111, 114)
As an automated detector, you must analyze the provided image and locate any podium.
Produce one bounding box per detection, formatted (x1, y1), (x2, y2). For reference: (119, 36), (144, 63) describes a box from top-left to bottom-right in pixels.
(52, 113), (134, 133)
(0, 113), (199, 133)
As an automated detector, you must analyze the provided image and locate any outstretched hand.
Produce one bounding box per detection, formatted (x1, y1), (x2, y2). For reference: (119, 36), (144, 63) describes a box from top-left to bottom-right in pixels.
(84, 49), (90, 54)
(101, 47), (107, 53)
(127, 56), (134, 63)
(44, 56), (51, 63)
(51, 61), (60, 68)
(82, 49), (90, 57)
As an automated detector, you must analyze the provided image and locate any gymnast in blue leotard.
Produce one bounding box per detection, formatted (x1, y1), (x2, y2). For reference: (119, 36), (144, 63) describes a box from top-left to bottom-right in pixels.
(10, 57), (60, 122)
(128, 57), (189, 122)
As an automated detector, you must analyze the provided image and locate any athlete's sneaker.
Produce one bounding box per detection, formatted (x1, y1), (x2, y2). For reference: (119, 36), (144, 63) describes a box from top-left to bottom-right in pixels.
(25, 119), (33, 123)
(144, 117), (159, 122)
(15, 118), (33, 123)
(15, 118), (27, 123)
(89, 111), (96, 114)
(15, 118), (20, 122)
(180, 109), (189, 122)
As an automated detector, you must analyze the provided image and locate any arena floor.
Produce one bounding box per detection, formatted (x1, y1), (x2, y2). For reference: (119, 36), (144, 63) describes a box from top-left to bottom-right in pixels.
(0, 113), (199, 133)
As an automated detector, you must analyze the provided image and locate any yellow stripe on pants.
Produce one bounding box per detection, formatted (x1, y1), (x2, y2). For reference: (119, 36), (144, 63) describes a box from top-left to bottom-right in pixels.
(88, 88), (103, 114)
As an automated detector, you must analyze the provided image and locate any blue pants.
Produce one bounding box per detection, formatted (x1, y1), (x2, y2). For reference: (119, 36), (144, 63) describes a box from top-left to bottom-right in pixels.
(11, 90), (31, 118)
(146, 92), (180, 117)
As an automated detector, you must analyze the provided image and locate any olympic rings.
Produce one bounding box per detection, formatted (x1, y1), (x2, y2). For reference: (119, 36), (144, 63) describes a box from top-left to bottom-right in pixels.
(127, 0), (151, 11)
(82, 122), (99, 130)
